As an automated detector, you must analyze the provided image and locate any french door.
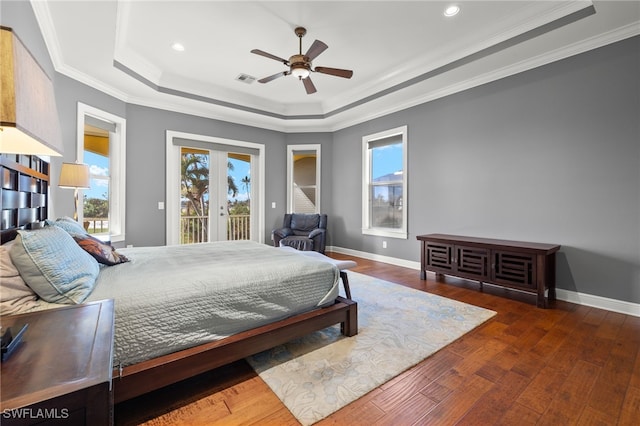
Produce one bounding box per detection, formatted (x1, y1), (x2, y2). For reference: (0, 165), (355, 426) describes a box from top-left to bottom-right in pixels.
(166, 131), (264, 246)
(180, 147), (230, 244)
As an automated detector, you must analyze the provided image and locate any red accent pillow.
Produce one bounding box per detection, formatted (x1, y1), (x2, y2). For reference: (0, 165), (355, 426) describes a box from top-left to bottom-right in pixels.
(72, 234), (129, 266)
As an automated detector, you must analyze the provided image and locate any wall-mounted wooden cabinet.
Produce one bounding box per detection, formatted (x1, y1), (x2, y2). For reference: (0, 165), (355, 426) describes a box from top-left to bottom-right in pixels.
(418, 234), (560, 308)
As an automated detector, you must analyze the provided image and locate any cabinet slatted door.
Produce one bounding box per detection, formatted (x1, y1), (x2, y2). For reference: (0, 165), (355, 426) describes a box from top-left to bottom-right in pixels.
(426, 243), (454, 273)
(418, 234), (560, 308)
(456, 246), (489, 279)
(493, 251), (536, 289)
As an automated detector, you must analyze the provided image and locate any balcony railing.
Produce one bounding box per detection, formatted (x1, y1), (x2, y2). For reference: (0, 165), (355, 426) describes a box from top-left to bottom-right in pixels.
(181, 214), (250, 244)
(83, 215), (250, 243)
(227, 214), (250, 241)
(83, 218), (109, 234)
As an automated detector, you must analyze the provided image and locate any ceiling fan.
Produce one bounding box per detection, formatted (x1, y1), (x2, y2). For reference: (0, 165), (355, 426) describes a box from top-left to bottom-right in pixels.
(251, 27), (353, 94)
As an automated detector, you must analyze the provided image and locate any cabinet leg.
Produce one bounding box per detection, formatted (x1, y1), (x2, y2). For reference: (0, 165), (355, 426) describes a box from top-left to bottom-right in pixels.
(536, 289), (547, 308)
(420, 270), (426, 280)
(479, 281), (484, 292)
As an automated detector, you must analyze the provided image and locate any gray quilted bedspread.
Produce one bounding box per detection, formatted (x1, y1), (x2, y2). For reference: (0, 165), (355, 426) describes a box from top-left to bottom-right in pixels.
(85, 241), (339, 367)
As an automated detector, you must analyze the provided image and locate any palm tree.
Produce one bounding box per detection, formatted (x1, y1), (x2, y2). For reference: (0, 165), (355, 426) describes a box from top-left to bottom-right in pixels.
(227, 161), (238, 198)
(181, 153), (209, 242)
(241, 175), (250, 201)
(181, 154), (242, 243)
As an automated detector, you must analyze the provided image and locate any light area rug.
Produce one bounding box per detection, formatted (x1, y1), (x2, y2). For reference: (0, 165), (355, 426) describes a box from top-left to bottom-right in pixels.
(246, 271), (496, 425)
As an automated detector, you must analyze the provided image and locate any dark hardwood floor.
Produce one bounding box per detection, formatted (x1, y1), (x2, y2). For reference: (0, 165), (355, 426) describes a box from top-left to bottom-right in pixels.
(115, 253), (640, 425)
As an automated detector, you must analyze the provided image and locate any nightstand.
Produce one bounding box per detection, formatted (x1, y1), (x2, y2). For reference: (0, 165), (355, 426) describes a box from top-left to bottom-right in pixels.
(1, 299), (114, 425)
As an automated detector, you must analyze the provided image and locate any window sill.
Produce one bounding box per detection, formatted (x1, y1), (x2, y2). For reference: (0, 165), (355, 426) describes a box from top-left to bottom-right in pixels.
(362, 228), (407, 239)
(109, 233), (125, 243)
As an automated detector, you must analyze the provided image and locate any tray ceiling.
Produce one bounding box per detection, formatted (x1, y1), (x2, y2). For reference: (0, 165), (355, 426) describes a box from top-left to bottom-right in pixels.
(32, 1), (639, 132)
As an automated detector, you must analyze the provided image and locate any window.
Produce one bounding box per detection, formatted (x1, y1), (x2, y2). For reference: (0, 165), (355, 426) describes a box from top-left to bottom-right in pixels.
(362, 126), (407, 239)
(287, 145), (320, 214)
(77, 103), (126, 243)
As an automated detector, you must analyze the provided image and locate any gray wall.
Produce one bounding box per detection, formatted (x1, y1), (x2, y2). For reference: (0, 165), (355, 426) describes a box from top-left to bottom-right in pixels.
(124, 105), (289, 246)
(2, 0), (292, 246)
(331, 36), (640, 304)
(3, 1), (639, 304)
(284, 132), (334, 243)
(53, 74), (127, 221)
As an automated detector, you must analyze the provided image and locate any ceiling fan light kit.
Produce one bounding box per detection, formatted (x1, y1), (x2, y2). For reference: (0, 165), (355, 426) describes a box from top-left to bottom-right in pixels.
(251, 26), (353, 94)
(290, 58), (310, 79)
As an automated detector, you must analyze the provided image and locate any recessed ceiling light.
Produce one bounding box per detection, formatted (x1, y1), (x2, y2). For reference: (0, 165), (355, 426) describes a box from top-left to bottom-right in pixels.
(171, 42), (185, 52)
(444, 5), (460, 17)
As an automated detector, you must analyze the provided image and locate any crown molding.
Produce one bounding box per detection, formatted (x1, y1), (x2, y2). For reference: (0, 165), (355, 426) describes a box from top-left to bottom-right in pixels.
(31, 0), (638, 133)
(325, 23), (640, 132)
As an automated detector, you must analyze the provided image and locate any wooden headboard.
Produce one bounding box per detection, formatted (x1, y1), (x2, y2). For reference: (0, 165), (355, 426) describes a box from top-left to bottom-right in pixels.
(0, 154), (49, 244)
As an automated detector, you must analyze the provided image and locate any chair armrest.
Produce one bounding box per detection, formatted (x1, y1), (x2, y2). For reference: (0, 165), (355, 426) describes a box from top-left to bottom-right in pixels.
(273, 227), (294, 238)
(308, 228), (325, 239)
(308, 228), (327, 253)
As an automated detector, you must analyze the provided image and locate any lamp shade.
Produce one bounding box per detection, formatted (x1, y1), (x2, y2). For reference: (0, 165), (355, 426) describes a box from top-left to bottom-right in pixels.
(59, 163), (90, 188)
(0, 26), (63, 156)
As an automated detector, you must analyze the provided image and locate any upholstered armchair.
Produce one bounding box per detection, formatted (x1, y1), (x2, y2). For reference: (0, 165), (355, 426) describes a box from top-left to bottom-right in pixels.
(272, 213), (327, 254)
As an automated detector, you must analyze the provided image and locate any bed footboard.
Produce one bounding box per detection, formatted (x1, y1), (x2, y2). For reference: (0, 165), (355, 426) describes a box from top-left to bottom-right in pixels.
(113, 296), (357, 403)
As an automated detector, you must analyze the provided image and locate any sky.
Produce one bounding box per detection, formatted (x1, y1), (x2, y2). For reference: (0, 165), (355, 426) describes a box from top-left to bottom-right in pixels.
(83, 145), (398, 201)
(82, 151), (251, 202)
(372, 143), (403, 180)
(228, 157), (251, 201)
(84, 151), (109, 200)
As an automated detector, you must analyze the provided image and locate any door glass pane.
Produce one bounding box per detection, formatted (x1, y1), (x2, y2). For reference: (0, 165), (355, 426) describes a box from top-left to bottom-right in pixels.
(181, 148), (209, 244)
(292, 152), (317, 213)
(227, 153), (251, 240)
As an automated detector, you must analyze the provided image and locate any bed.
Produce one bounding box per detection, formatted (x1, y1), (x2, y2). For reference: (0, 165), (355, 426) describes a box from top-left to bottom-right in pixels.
(0, 154), (358, 404)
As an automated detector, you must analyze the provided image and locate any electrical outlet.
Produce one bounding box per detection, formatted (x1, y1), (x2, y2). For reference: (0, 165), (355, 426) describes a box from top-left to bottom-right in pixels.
(271, 202), (276, 209)
(382, 241), (387, 249)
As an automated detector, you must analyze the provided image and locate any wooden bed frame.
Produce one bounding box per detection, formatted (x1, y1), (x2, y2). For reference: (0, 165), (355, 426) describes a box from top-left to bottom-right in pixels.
(0, 154), (358, 404)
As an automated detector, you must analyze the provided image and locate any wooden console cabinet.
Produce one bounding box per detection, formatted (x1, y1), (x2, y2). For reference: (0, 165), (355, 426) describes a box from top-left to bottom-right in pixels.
(417, 234), (560, 308)
(1, 300), (114, 425)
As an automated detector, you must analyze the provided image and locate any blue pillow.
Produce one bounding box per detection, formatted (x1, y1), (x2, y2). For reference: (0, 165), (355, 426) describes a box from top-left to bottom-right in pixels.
(45, 217), (88, 235)
(9, 226), (100, 304)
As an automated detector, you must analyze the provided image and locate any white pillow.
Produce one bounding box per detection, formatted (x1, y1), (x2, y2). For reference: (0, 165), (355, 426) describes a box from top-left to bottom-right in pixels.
(45, 216), (88, 235)
(9, 227), (100, 304)
(0, 241), (39, 315)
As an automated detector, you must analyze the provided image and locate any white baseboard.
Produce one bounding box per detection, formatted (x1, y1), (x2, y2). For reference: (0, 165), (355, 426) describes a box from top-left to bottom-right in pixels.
(554, 289), (640, 317)
(327, 246), (421, 271)
(327, 246), (640, 317)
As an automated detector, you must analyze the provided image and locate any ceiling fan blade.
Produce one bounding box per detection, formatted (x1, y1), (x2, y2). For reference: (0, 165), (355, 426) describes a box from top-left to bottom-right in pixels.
(305, 40), (328, 61)
(314, 66), (353, 79)
(302, 77), (317, 94)
(258, 71), (289, 83)
(251, 49), (289, 65)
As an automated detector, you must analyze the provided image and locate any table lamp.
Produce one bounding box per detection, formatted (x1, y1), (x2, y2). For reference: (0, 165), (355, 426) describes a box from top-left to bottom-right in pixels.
(59, 162), (90, 221)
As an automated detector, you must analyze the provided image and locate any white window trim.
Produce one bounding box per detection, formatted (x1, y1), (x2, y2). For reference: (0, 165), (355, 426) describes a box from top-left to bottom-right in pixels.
(165, 130), (265, 245)
(286, 144), (321, 214)
(76, 102), (126, 243)
(362, 125), (408, 239)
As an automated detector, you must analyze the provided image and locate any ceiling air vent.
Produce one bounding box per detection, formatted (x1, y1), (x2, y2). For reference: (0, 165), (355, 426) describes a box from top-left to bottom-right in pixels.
(236, 74), (256, 84)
